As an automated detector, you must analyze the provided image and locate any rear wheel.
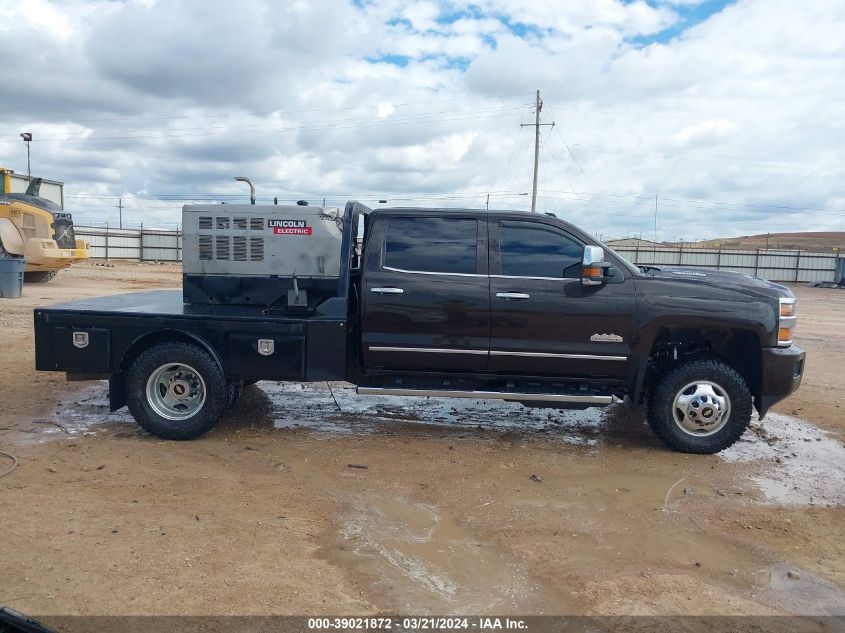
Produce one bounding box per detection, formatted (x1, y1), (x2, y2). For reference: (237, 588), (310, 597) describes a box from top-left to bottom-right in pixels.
(125, 341), (229, 440)
(24, 270), (58, 283)
(646, 359), (752, 454)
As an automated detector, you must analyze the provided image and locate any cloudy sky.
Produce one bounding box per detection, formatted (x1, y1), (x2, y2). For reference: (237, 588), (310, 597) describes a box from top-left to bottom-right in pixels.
(1, 0), (843, 240)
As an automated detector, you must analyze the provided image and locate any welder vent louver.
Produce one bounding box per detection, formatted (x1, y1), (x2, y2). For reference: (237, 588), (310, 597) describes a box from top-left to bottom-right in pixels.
(198, 216), (213, 230)
(233, 217), (247, 230)
(198, 235), (213, 260)
(250, 217), (264, 231)
(215, 236), (230, 260)
(216, 217), (230, 230)
(233, 236), (248, 261)
(250, 236), (264, 261)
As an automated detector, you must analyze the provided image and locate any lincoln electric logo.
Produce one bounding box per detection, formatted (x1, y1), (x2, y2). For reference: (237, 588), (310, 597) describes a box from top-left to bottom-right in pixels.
(268, 218), (312, 236)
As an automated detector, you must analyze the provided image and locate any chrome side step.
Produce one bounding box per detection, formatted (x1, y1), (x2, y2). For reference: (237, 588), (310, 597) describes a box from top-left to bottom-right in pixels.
(356, 386), (617, 405)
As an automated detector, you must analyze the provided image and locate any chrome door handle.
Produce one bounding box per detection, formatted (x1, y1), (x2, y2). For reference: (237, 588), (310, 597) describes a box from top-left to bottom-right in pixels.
(496, 292), (530, 300)
(371, 287), (404, 294)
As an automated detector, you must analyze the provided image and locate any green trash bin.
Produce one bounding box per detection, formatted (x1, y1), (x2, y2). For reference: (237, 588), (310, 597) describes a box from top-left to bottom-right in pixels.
(0, 256), (24, 298)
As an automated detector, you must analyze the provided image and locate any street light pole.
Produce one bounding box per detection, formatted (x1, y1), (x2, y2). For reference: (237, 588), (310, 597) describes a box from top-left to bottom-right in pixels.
(20, 132), (32, 177)
(234, 176), (256, 205)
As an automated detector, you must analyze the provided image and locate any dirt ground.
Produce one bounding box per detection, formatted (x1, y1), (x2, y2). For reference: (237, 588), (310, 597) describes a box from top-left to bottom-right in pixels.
(0, 260), (843, 617)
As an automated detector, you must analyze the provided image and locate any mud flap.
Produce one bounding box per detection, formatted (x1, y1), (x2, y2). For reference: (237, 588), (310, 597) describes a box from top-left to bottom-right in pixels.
(628, 357), (649, 408)
(108, 373), (126, 412)
(755, 396), (769, 422)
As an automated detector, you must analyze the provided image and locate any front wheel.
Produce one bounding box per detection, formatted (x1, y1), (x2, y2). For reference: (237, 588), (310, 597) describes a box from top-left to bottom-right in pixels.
(125, 341), (229, 440)
(646, 359), (752, 454)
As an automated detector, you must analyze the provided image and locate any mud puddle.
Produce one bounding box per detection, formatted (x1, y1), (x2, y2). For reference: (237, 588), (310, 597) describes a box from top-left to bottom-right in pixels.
(19, 380), (845, 509)
(334, 496), (554, 613)
(296, 449), (845, 614)
(760, 563), (845, 615)
(721, 414), (845, 506)
(263, 382), (604, 443)
(10, 380), (845, 614)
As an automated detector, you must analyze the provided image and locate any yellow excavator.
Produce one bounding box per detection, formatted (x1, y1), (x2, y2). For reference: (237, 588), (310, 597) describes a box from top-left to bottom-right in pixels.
(0, 168), (90, 282)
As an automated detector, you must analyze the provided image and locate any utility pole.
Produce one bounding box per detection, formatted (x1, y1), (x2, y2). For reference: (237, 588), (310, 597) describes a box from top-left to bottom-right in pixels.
(654, 186), (659, 242)
(486, 193), (490, 210)
(115, 198), (123, 229)
(521, 90), (554, 212)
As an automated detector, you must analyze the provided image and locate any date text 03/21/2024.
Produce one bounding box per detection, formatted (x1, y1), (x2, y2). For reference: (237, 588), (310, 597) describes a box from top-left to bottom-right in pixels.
(307, 617), (528, 630)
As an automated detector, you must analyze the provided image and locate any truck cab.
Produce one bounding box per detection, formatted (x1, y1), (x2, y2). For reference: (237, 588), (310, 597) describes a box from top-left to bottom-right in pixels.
(357, 208), (634, 390)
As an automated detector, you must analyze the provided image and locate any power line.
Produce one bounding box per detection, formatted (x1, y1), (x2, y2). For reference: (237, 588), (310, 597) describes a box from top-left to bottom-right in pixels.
(0, 105), (532, 143)
(568, 143), (818, 168)
(549, 104), (845, 133)
(493, 124), (527, 193)
(0, 103), (531, 140)
(61, 188), (845, 214)
(0, 91), (534, 126)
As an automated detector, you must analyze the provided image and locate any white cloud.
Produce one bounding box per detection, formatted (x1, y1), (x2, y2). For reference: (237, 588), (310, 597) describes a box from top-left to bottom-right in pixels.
(376, 102), (396, 118)
(669, 119), (736, 149)
(0, 0), (842, 241)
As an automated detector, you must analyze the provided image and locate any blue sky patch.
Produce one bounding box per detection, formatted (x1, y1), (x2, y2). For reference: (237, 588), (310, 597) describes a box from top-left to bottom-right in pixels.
(366, 54), (411, 67)
(632, 0), (736, 46)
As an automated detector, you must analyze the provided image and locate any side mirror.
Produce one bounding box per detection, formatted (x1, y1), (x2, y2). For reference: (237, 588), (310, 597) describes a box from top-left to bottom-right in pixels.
(581, 245), (611, 286)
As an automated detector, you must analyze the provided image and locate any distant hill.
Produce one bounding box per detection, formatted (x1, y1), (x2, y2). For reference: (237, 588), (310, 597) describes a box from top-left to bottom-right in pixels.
(674, 232), (845, 253)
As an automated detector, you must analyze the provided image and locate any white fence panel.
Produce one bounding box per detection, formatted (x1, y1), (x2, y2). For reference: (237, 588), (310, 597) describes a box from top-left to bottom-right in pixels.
(74, 226), (842, 282)
(75, 226), (180, 261)
(613, 244), (839, 283)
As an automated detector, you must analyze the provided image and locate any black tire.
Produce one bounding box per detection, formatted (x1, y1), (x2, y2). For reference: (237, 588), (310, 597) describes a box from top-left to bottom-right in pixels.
(125, 341), (229, 440)
(646, 359), (752, 454)
(24, 270), (58, 283)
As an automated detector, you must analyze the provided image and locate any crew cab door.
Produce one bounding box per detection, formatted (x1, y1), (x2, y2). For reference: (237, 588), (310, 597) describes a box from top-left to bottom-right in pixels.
(361, 213), (490, 372)
(488, 218), (635, 378)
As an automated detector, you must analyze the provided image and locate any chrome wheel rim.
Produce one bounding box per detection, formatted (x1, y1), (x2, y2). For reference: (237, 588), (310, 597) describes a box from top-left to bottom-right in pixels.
(145, 363), (206, 420)
(672, 380), (731, 436)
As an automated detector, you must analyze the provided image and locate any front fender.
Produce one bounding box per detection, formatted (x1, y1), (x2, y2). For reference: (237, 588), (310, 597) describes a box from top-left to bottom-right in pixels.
(633, 293), (774, 357)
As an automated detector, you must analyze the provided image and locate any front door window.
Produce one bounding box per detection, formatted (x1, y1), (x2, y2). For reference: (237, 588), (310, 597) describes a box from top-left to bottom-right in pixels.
(498, 220), (582, 279)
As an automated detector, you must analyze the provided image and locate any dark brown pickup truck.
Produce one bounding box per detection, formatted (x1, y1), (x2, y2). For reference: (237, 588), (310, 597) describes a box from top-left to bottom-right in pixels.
(34, 202), (804, 453)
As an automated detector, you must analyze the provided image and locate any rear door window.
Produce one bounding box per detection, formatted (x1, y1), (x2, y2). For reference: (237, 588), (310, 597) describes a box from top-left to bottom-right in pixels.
(384, 216), (478, 274)
(498, 220), (583, 278)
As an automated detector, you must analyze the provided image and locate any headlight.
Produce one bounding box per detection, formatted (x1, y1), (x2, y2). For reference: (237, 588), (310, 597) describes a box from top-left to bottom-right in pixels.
(778, 297), (796, 346)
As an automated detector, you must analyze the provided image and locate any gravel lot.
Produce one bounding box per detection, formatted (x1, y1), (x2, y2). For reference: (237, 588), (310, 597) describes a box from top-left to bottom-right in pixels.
(0, 261), (843, 616)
